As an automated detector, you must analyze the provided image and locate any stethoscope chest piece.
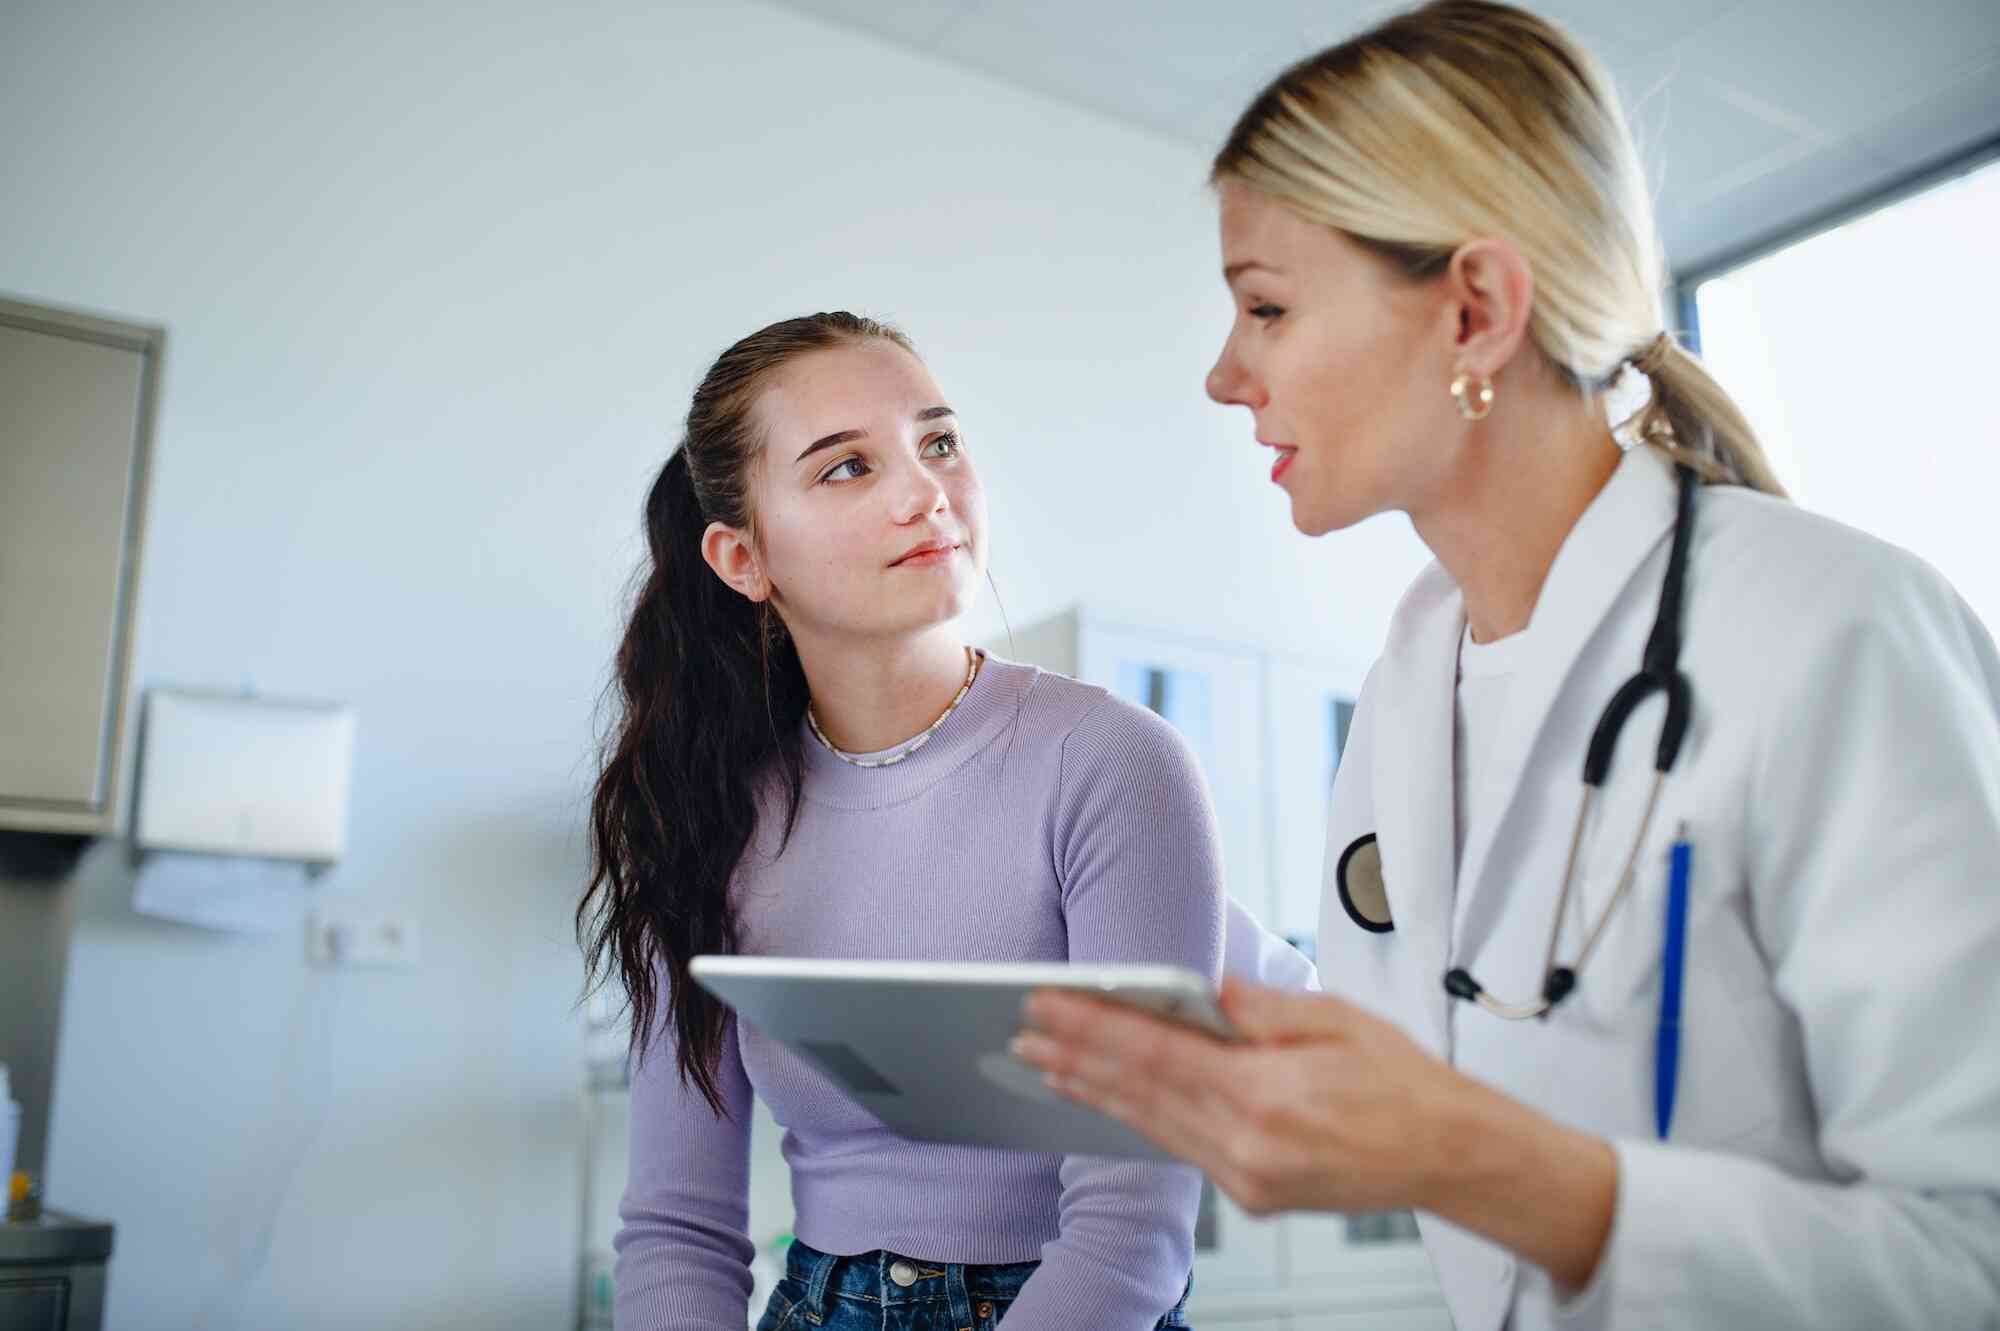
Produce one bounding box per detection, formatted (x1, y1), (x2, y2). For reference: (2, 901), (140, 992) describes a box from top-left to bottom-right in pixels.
(1336, 833), (1394, 933)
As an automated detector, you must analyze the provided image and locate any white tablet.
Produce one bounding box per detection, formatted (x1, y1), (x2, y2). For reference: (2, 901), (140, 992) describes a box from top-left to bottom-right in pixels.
(690, 956), (1238, 1161)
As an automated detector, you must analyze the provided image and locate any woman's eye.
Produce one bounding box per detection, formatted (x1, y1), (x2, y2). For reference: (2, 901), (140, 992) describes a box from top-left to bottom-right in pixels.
(1249, 303), (1284, 321)
(923, 431), (962, 458)
(821, 457), (869, 483)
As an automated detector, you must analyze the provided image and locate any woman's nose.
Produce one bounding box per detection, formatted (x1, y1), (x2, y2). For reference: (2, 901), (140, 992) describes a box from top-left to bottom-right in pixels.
(1205, 360), (1231, 404)
(1207, 342), (1249, 406)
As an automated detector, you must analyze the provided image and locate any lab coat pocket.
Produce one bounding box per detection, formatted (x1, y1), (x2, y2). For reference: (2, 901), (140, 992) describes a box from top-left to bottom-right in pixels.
(1572, 869), (1786, 1146)
(1569, 817), (1766, 1015)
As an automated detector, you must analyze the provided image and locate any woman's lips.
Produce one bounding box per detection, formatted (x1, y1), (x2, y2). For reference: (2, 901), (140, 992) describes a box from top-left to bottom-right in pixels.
(1270, 447), (1298, 483)
(893, 543), (958, 567)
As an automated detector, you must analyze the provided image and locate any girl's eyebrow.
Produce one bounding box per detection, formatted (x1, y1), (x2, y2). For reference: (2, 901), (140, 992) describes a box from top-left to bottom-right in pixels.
(794, 406), (957, 463)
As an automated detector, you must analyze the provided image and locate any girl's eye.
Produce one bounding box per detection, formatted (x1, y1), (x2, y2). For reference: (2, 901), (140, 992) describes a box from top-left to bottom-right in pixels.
(822, 457), (869, 483)
(1249, 303), (1284, 321)
(924, 431), (962, 458)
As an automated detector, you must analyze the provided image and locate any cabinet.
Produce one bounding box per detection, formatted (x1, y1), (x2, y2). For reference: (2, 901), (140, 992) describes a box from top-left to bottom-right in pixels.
(999, 609), (1364, 945)
(0, 1212), (111, 1331)
(0, 299), (161, 836)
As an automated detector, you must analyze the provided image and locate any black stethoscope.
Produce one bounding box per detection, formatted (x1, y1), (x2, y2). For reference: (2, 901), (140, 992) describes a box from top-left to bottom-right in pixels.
(1337, 463), (1700, 1020)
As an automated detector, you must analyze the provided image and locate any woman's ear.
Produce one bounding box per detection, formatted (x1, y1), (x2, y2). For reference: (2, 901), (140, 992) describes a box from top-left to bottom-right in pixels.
(1445, 237), (1535, 379)
(700, 522), (770, 603)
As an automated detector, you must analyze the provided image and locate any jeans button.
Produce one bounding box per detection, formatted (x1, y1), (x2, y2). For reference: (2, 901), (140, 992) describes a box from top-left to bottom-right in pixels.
(889, 1260), (919, 1287)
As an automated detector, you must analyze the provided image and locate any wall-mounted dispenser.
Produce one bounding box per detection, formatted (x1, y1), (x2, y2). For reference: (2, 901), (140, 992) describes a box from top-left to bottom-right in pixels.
(128, 690), (356, 934)
(135, 690), (355, 862)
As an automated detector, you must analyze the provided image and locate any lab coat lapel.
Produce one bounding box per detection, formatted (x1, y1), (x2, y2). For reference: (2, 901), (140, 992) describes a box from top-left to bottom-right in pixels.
(1369, 563), (1463, 1052)
(1453, 447), (1681, 932)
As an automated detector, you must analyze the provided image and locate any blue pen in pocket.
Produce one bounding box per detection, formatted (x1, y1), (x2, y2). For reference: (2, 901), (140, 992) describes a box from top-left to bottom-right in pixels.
(1655, 828), (1692, 1140)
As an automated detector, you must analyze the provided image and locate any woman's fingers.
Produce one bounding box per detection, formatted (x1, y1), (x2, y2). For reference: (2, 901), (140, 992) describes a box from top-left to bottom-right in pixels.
(1017, 991), (1232, 1089)
(1015, 990), (1241, 1103)
(1219, 976), (1361, 1044)
(1042, 1040), (1333, 1216)
(1010, 998), (1274, 1177)
(1054, 1047), (1246, 1172)
(1014, 982), (1488, 1218)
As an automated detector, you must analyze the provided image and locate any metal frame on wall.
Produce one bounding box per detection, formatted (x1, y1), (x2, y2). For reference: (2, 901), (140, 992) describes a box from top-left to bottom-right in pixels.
(0, 296), (165, 838)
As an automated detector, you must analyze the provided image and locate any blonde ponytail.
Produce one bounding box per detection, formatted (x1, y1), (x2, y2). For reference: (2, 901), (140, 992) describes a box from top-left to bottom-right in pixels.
(1213, 0), (1789, 498)
(1625, 334), (1787, 497)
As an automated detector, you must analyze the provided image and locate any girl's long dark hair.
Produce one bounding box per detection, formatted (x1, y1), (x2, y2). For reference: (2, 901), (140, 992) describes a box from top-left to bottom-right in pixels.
(579, 312), (916, 1117)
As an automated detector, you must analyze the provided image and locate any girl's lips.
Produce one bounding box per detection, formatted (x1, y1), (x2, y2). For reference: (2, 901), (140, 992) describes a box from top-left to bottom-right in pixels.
(1270, 447), (1298, 483)
(893, 544), (958, 567)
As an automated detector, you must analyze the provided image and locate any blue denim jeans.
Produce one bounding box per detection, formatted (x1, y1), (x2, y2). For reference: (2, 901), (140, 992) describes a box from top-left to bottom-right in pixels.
(756, 1237), (1194, 1330)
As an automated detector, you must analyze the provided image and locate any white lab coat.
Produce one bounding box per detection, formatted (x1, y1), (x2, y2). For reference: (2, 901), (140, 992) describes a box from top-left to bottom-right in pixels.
(1314, 445), (2000, 1330)
(1225, 896), (1322, 993)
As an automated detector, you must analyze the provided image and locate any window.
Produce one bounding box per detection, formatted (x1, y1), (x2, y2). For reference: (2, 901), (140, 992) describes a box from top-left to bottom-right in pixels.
(1690, 154), (2000, 637)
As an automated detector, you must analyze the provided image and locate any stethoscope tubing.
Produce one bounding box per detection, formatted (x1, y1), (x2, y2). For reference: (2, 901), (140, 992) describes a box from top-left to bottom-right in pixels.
(1443, 464), (1700, 1020)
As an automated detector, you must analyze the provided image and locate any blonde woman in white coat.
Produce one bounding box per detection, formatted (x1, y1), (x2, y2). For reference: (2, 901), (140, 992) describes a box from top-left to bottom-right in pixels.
(1012, 3), (2000, 1328)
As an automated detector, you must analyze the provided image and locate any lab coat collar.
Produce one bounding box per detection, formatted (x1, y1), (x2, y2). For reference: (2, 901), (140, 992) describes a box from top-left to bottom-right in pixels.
(1369, 446), (1680, 1047)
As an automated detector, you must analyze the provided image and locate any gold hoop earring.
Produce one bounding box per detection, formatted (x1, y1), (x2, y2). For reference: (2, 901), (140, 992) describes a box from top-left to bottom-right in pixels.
(1450, 372), (1494, 421)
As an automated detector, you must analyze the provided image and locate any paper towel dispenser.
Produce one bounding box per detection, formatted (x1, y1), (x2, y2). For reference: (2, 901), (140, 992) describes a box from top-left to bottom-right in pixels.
(134, 691), (356, 863)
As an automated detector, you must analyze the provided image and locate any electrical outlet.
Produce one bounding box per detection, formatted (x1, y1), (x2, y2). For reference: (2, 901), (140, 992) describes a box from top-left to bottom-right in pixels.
(307, 910), (420, 969)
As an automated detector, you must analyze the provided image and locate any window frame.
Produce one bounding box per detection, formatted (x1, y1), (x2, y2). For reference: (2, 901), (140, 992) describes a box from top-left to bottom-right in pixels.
(1671, 132), (2000, 353)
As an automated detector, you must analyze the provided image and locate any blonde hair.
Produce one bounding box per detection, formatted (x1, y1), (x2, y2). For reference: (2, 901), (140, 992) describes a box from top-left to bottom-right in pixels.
(1212, 0), (1785, 496)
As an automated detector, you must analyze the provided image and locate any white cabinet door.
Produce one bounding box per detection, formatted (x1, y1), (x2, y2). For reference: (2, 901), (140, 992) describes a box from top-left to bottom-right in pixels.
(1284, 1210), (1444, 1325)
(0, 309), (155, 832)
(1075, 622), (1271, 922)
(1192, 1187), (1284, 1296)
(1261, 658), (1362, 945)
(1284, 1211), (1432, 1281)
(1290, 1307), (1453, 1331)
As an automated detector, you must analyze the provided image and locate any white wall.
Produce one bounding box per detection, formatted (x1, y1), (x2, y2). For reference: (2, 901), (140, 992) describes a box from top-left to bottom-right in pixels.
(1, 2), (1428, 1327)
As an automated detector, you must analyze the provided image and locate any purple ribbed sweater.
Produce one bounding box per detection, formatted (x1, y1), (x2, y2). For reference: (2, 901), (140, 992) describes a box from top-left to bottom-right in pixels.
(613, 655), (1226, 1330)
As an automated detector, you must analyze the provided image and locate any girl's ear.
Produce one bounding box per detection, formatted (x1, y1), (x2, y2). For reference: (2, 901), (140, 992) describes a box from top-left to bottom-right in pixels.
(701, 522), (770, 603)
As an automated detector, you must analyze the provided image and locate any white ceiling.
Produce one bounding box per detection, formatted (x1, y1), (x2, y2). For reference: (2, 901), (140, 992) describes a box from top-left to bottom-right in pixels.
(766, 0), (2000, 274)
